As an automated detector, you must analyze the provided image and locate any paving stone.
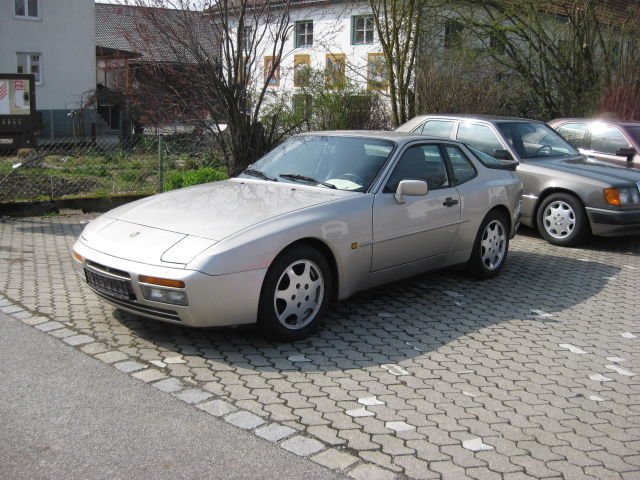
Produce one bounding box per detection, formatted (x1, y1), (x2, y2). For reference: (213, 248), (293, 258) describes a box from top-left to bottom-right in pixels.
(348, 463), (396, 480)
(463, 437), (495, 452)
(80, 342), (109, 355)
(174, 388), (212, 404)
(280, 435), (325, 456)
(34, 321), (64, 332)
(311, 448), (358, 470)
(113, 361), (146, 373)
(196, 399), (237, 417)
(386, 421), (415, 432)
(63, 334), (94, 346)
(152, 377), (185, 393)
(254, 423), (296, 442)
(346, 408), (375, 418)
(132, 369), (167, 383)
(21, 316), (49, 326)
(95, 351), (128, 364)
(225, 411), (266, 430)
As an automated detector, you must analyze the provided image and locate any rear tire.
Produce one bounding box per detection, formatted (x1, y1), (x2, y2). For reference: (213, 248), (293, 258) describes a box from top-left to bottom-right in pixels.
(536, 193), (589, 246)
(258, 245), (332, 341)
(468, 210), (510, 279)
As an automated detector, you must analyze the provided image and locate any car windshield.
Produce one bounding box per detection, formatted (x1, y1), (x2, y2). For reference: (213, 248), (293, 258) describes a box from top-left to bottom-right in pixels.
(625, 126), (640, 145)
(497, 122), (578, 159)
(239, 135), (395, 192)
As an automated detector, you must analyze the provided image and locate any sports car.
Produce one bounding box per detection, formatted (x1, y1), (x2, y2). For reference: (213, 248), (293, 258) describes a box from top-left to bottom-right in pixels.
(73, 132), (522, 340)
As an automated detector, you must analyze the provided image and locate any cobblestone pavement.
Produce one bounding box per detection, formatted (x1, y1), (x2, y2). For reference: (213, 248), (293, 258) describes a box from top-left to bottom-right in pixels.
(1, 214), (639, 480)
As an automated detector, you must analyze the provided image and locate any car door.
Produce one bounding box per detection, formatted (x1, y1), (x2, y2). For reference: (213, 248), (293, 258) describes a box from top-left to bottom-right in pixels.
(586, 124), (634, 166)
(371, 143), (461, 272)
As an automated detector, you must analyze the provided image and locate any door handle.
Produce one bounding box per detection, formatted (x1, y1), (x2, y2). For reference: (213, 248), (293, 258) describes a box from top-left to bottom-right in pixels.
(443, 197), (459, 207)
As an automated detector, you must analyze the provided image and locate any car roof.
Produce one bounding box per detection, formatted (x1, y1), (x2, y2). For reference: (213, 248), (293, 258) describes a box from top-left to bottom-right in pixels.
(296, 130), (461, 145)
(411, 114), (542, 124)
(551, 118), (640, 127)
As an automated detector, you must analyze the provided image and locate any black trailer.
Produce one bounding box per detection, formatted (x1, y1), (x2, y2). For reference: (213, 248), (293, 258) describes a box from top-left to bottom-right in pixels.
(0, 73), (37, 150)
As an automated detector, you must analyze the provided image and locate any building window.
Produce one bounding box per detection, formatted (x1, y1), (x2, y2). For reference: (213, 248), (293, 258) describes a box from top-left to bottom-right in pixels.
(444, 20), (463, 49)
(367, 53), (388, 90)
(295, 21), (313, 48)
(294, 54), (311, 87)
(241, 25), (253, 52)
(325, 53), (346, 89)
(17, 52), (42, 84)
(264, 56), (280, 87)
(14, 0), (39, 18)
(352, 15), (375, 45)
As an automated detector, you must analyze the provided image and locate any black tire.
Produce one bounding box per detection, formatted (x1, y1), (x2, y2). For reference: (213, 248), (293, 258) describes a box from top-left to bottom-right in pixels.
(258, 245), (332, 341)
(468, 210), (510, 279)
(536, 192), (590, 247)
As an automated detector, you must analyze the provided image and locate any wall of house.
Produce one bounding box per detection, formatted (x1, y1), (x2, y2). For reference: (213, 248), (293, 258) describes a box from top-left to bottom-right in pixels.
(249, 1), (384, 94)
(0, 0), (96, 138)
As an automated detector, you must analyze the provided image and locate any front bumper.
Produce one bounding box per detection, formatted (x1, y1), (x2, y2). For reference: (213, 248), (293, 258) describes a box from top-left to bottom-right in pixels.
(586, 207), (640, 237)
(73, 240), (267, 328)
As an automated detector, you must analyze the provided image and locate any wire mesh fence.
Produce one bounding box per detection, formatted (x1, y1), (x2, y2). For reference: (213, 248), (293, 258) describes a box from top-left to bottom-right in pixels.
(0, 133), (227, 204)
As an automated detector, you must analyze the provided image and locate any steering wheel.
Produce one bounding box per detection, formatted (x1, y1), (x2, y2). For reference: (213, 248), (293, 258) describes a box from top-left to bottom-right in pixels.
(337, 173), (365, 186)
(533, 145), (553, 155)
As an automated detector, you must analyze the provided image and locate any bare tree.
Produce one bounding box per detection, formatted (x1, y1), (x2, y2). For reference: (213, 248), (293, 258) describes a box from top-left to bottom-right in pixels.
(368, 0), (424, 127)
(468, 0), (640, 119)
(125, 0), (295, 175)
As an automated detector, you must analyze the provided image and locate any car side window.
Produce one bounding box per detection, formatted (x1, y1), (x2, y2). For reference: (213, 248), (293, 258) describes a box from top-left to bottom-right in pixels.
(590, 125), (630, 155)
(445, 146), (476, 185)
(420, 120), (455, 138)
(384, 145), (450, 193)
(556, 123), (589, 149)
(456, 123), (504, 156)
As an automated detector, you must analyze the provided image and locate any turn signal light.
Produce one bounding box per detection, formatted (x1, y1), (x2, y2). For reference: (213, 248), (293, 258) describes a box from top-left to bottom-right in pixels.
(138, 275), (185, 288)
(604, 188), (621, 206)
(72, 250), (84, 263)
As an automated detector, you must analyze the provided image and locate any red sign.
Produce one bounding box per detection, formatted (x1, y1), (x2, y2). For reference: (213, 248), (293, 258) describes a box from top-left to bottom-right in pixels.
(14, 80), (24, 91)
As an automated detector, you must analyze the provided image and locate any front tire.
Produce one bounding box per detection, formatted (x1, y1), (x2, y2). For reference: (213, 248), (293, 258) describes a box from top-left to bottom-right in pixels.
(258, 245), (332, 341)
(468, 210), (509, 279)
(536, 193), (589, 246)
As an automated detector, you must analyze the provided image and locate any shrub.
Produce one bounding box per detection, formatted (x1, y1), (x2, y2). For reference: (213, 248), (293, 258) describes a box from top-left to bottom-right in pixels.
(164, 166), (227, 191)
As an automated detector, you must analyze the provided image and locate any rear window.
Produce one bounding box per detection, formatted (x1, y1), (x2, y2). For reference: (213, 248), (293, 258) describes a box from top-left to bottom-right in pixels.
(420, 120), (455, 138)
(626, 126), (640, 145)
(456, 122), (504, 156)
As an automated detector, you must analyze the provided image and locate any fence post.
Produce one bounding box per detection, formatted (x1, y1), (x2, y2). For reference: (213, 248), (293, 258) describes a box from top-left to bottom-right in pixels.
(158, 135), (164, 193)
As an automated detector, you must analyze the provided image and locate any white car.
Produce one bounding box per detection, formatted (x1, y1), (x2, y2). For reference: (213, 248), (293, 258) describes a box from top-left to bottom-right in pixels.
(73, 132), (522, 340)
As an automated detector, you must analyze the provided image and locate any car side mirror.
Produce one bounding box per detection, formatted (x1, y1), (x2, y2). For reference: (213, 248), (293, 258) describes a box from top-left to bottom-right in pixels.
(395, 180), (429, 204)
(616, 147), (636, 162)
(493, 149), (513, 160)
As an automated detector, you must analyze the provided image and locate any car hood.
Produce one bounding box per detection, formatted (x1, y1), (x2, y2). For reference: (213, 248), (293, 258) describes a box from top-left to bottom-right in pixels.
(81, 179), (353, 266)
(532, 156), (640, 185)
(102, 178), (352, 241)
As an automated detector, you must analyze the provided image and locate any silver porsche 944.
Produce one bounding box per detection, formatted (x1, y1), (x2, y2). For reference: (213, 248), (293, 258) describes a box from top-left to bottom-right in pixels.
(72, 132), (522, 340)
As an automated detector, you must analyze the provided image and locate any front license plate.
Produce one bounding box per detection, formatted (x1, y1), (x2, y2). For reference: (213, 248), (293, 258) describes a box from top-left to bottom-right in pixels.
(85, 269), (133, 301)
(0, 138), (13, 145)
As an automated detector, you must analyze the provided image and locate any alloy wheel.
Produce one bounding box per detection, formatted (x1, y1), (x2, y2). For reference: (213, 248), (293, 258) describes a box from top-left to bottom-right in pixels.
(273, 259), (324, 330)
(480, 219), (506, 270)
(543, 201), (576, 239)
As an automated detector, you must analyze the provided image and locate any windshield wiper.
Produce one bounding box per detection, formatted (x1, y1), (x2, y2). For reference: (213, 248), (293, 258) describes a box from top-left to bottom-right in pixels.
(242, 169), (278, 182)
(279, 173), (336, 189)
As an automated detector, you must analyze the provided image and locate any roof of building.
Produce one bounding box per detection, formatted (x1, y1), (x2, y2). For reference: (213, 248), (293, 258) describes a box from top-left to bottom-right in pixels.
(95, 3), (213, 63)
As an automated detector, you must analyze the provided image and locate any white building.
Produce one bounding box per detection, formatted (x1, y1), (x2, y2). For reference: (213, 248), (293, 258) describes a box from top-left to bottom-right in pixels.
(250, 1), (388, 96)
(0, 0), (96, 138)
